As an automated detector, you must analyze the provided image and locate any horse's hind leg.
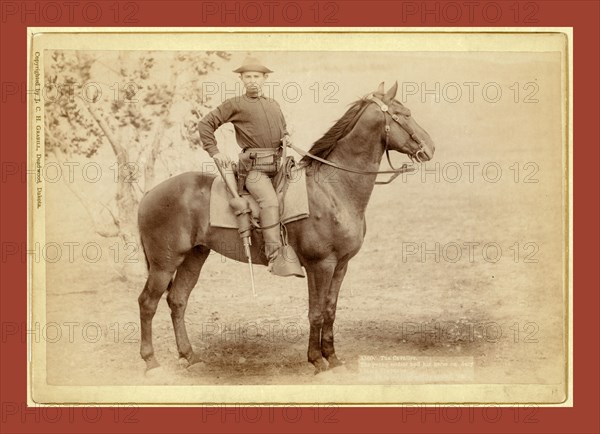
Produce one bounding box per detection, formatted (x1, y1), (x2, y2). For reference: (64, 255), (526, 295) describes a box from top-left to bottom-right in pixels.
(167, 246), (210, 366)
(139, 268), (176, 371)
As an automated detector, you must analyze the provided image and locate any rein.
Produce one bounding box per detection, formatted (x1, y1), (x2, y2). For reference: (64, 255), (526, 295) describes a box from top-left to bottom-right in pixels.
(289, 95), (426, 185)
(288, 142), (415, 185)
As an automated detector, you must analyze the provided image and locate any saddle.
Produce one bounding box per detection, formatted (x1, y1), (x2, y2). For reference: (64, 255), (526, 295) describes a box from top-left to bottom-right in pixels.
(209, 153), (309, 229)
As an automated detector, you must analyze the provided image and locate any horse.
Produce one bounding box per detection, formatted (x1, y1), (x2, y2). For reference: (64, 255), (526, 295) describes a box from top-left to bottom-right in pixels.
(137, 81), (435, 374)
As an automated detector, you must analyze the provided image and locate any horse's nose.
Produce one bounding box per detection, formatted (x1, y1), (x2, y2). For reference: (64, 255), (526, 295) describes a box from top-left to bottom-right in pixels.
(422, 141), (435, 160)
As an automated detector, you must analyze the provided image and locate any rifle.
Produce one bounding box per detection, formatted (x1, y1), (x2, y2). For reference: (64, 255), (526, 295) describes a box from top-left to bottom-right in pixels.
(214, 161), (256, 297)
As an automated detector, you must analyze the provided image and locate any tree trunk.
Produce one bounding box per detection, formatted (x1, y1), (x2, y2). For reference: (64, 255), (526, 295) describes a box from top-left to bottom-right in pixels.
(84, 101), (139, 245)
(144, 122), (165, 191)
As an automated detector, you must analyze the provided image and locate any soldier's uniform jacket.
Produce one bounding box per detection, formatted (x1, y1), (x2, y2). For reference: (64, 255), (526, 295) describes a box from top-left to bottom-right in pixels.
(198, 94), (288, 157)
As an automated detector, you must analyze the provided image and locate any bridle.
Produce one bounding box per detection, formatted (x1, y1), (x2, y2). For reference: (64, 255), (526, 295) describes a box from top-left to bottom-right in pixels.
(287, 94), (429, 184)
(366, 94), (429, 165)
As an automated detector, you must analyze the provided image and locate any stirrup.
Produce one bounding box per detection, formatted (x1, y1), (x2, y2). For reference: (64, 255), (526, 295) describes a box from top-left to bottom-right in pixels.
(268, 245), (305, 278)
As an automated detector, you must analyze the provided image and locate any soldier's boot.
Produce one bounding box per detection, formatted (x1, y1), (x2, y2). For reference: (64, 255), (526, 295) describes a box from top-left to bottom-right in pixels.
(260, 206), (305, 278)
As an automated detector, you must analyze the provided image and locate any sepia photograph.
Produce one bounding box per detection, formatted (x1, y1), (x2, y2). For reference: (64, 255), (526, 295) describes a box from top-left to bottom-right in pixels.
(27, 29), (570, 405)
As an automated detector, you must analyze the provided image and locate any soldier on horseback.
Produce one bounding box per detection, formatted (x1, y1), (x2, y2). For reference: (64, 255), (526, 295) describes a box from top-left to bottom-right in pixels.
(197, 56), (301, 277)
(139, 79), (435, 372)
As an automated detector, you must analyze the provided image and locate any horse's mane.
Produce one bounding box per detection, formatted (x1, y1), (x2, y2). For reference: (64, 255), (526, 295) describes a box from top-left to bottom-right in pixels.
(300, 97), (373, 167)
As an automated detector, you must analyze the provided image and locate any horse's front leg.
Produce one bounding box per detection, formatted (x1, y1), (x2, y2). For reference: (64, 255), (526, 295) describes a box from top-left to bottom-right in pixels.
(321, 262), (348, 368)
(306, 260), (335, 374)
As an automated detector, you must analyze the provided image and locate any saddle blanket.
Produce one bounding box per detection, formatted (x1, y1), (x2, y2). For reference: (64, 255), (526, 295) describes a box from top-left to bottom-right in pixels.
(209, 167), (309, 229)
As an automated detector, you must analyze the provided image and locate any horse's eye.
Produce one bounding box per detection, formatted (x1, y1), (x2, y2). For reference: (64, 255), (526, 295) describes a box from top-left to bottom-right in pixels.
(398, 107), (411, 118)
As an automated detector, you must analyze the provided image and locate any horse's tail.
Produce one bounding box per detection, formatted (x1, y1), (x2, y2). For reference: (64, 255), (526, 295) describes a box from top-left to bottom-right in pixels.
(139, 236), (150, 272)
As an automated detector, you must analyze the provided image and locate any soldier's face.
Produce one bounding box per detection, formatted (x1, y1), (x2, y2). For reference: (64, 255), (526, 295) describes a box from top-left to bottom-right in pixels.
(240, 72), (267, 93)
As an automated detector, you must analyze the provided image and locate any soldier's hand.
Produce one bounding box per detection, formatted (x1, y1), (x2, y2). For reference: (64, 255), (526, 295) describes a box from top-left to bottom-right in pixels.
(213, 153), (232, 168)
(213, 153), (231, 168)
(283, 135), (293, 147)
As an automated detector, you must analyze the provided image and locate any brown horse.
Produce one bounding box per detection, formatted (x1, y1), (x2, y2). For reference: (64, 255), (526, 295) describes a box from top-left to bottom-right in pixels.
(137, 82), (435, 373)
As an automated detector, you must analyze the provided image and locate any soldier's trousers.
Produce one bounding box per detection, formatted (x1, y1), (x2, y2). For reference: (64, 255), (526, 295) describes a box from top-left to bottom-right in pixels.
(244, 170), (280, 261)
(244, 170), (278, 208)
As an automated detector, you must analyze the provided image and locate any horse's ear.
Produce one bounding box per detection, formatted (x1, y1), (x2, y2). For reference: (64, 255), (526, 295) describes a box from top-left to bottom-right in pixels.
(375, 82), (385, 95)
(384, 81), (398, 102)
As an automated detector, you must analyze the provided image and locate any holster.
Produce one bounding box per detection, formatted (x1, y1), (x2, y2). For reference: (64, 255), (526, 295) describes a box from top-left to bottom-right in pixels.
(237, 147), (282, 195)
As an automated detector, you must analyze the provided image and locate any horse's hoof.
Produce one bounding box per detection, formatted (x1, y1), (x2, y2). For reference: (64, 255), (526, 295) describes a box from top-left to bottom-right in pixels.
(184, 353), (206, 370)
(177, 352), (204, 369)
(144, 365), (165, 379)
(327, 355), (345, 369)
(187, 352), (205, 366)
(144, 357), (160, 372)
(312, 358), (328, 374)
(329, 363), (348, 373)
